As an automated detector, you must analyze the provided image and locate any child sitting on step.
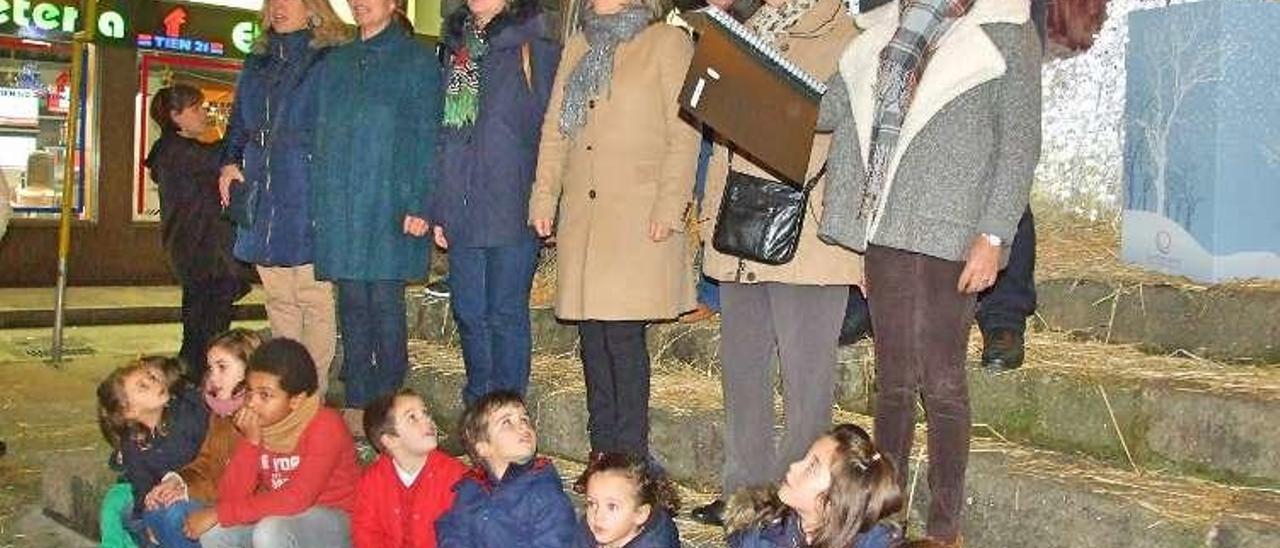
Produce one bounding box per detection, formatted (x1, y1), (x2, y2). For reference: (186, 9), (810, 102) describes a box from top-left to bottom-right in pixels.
(575, 452), (681, 548)
(183, 338), (360, 546)
(352, 388), (469, 548)
(97, 356), (210, 547)
(726, 424), (905, 548)
(436, 391), (576, 547)
(140, 328), (261, 548)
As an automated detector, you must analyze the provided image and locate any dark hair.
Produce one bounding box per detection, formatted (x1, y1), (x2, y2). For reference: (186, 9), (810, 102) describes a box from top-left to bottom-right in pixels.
(580, 452), (682, 514)
(443, 0), (541, 45)
(458, 390), (527, 464)
(726, 424), (902, 548)
(363, 388), (424, 453)
(96, 356), (186, 450)
(148, 84), (203, 134)
(247, 338), (318, 397)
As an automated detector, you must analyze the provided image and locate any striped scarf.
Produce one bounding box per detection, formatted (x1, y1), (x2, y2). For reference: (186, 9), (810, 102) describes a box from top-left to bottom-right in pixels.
(862, 0), (975, 219)
(443, 15), (488, 128)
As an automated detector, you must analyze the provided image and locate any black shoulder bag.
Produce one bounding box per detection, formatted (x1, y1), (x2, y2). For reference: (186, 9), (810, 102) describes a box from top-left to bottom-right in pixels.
(711, 154), (827, 266)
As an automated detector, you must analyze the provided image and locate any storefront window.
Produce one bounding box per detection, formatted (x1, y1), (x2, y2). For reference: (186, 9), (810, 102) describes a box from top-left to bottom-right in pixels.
(0, 36), (97, 221)
(133, 52), (240, 222)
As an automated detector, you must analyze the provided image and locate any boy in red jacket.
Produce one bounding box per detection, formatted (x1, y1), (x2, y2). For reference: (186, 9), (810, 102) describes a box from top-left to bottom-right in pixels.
(183, 338), (360, 546)
(352, 388), (468, 548)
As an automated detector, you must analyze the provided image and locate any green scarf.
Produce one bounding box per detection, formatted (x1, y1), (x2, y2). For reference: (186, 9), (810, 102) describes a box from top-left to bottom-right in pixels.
(443, 16), (488, 128)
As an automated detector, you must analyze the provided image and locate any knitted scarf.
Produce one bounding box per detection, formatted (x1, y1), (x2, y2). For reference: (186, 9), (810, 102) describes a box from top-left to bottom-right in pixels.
(747, 0), (822, 47)
(863, 0), (975, 219)
(443, 14), (489, 128)
(558, 4), (652, 138)
(260, 395), (320, 453)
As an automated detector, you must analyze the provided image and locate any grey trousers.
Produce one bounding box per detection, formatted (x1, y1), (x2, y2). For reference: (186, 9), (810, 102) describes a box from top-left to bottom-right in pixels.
(199, 506), (351, 548)
(718, 282), (850, 494)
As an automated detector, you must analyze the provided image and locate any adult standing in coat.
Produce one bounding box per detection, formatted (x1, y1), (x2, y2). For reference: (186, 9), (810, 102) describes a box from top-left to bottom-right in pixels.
(529, 0), (701, 461)
(431, 0), (562, 407)
(311, 0), (440, 424)
(218, 0), (348, 393)
(146, 84), (247, 384)
(687, 0), (861, 527)
(818, 0), (1041, 544)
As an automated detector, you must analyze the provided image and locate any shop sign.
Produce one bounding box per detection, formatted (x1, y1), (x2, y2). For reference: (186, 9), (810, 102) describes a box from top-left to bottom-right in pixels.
(0, 0), (258, 57)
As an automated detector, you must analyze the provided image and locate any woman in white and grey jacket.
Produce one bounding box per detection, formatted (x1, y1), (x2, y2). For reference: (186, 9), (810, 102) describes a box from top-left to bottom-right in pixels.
(816, 0), (1041, 543)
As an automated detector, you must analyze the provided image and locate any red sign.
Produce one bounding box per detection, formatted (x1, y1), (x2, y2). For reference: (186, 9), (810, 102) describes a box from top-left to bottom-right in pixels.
(163, 7), (188, 37)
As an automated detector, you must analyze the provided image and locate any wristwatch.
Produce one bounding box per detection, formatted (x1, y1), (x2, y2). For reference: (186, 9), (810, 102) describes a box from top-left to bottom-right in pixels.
(980, 233), (1003, 247)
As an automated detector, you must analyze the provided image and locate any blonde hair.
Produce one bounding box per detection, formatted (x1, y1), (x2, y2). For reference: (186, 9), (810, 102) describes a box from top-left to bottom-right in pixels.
(561, 0), (668, 43)
(252, 0), (351, 53)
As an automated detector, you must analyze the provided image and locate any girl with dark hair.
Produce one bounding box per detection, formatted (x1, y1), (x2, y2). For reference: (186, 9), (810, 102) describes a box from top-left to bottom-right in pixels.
(145, 84), (247, 384)
(726, 424), (904, 548)
(575, 452), (682, 548)
(310, 0), (440, 429)
(431, 0), (561, 406)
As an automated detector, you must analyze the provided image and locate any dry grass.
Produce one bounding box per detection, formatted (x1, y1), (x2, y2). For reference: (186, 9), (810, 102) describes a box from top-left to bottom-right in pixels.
(1034, 206), (1280, 292)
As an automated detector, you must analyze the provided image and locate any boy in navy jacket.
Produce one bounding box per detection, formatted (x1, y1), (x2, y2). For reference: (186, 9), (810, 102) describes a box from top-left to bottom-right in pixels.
(436, 391), (575, 547)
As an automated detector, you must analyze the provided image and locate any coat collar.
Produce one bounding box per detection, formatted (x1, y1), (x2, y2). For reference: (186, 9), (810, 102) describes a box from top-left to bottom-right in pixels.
(463, 456), (551, 493)
(841, 0), (1028, 176)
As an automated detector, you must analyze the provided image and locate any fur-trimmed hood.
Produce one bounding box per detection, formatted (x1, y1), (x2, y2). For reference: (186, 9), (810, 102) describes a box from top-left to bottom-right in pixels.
(838, 0), (1030, 236)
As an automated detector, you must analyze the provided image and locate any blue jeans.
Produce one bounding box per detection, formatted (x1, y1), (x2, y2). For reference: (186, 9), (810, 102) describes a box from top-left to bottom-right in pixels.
(142, 500), (202, 548)
(694, 132), (721, 312)
(337, 280), (408, 408)
(448, 240), (540, 406)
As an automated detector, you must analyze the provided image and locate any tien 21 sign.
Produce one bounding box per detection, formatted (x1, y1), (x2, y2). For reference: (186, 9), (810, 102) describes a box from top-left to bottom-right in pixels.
(0, 0), (261, 58)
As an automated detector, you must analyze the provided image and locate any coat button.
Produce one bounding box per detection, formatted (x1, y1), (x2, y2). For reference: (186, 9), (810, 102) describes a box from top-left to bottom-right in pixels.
(589, 99), (596, 109)
(779, 43), (790, 52)
(588, 190), (597, 199)
(586, 145), (593, 151)
(746, 272), (756, 282)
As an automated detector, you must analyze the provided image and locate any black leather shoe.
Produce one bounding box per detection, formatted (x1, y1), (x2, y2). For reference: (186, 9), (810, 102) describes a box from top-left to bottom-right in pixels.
(690, 499), (726, 527)
(981, 329), (1025, 371)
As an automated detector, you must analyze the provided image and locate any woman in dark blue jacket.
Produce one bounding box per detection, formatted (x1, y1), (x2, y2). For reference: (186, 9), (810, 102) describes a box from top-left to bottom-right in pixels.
(217, 0), (348, 394)
(310, 2), (440, 412)
(430, 0), (560, 406)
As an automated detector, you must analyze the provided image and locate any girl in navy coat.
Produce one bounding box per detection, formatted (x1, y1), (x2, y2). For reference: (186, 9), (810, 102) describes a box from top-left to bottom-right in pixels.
(96, 357), (209, 545)
(431, 0), (561, 406)
(574, 452), (681, 548)
(726, 424), (905, 548)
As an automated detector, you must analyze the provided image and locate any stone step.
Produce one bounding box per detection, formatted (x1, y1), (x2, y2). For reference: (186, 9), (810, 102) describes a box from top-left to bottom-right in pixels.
(406, 341), (1280, 548)
(406, 297), (1280, 487)
(1034, 278), (1280, 363)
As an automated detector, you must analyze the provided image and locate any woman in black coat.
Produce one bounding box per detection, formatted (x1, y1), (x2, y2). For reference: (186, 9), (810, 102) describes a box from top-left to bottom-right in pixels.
(145, 84), (246, 382)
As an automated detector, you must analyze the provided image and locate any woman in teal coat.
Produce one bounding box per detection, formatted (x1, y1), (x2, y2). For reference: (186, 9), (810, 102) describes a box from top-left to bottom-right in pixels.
(310, 0), (439, 418)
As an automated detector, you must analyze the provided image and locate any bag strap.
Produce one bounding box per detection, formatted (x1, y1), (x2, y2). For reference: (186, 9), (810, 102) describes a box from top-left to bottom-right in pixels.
(521, 42), (533, 91)
(728, 149), (827, 192)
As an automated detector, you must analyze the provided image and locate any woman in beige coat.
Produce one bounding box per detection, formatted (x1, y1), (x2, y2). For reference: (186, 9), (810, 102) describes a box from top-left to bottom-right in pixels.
(688, 0), (863, 526)
(529, 0), (701, 461)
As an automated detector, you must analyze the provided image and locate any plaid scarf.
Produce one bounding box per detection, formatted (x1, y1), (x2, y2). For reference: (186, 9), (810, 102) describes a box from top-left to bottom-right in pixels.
(443, 15), (488, 129)
(862, 0), (975, 219)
